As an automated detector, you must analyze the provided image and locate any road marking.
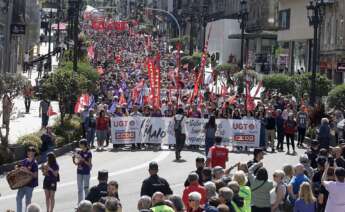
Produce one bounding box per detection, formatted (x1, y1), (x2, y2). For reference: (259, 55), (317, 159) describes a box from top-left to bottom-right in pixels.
(0, 151), (170, 201)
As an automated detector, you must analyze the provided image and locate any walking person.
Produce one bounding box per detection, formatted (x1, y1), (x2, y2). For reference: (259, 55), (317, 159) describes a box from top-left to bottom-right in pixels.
(318, 118), (331, 150)
(37, 55), (43, 79)
(96, 110), (109, 151)
(85, 109), (96, 148)
(204, 116), (217, 157)
(43, 152), (59, 212)
(40, 126), (55, 163)
(265, 111), (276, 152)
(296, 106), (308, 147)
(276, 109), (285, 151)
(16, 147), (39, 212)
(73, 139), (92, 204)
(284, 113), (297, 154)
(173, 108), (186, 161)
(23, 81), (33, 114)
(39, 97), (51, 129)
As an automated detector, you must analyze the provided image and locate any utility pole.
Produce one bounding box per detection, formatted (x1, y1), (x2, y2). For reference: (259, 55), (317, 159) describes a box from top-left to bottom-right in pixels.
(307, 0), (325, 106)
(48, 8), (52, 72)
(3, 0), (14, 73)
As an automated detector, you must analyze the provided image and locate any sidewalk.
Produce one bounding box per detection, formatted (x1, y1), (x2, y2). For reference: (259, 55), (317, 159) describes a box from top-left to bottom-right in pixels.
(1, 42), (60, 145)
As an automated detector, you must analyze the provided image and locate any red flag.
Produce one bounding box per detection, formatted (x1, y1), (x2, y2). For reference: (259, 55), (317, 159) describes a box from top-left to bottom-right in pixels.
(87, 45), (94, 59)
(119, 93), (127, 106)
(47, 106), (57, 117)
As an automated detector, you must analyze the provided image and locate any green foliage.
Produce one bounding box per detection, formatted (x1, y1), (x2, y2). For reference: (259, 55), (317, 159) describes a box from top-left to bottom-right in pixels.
(181, 52), (210, 68)
(52, 115), (82, 144)
(215, 63), (239, 74)
(294, 73), (333, 99)
(262, 74), (295, 95)
(0, 73), (27, 98)
(328, 84), (345, 111)
(169, 36), (190, 48)
(17, 133), (42, 153)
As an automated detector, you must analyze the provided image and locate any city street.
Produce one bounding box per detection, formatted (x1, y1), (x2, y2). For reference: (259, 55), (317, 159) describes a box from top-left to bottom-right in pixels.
(0, 147), (302, 211)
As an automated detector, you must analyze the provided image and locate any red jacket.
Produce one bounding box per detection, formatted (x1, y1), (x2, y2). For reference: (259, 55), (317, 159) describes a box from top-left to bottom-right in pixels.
(182, 182), (207, 210)
(284, 119), (297, 135)
(96, 116), (109, 130)
(208, 145), (229, 168)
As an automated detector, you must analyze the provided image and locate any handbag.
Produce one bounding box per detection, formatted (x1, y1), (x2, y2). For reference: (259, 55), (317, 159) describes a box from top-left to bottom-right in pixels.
(6, 168), (33, 190)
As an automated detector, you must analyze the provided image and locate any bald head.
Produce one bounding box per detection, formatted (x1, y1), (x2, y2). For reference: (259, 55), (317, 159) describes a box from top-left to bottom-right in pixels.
(295, 163), (305, 175)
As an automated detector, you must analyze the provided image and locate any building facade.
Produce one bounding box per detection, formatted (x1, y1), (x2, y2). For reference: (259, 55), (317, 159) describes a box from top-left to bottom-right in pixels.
(277, 0), (313, 74)
(320, 0), (345, 84)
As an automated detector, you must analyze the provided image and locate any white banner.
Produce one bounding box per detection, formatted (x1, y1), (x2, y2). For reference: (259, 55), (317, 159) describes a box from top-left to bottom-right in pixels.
(111, 117), (261, 147)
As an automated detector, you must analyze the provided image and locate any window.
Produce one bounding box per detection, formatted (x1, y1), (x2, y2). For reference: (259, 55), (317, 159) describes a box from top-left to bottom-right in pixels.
(278, 9), (290, 30)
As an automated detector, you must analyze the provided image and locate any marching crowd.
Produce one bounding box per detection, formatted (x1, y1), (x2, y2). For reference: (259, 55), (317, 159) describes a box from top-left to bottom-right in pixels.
(7, 20), (345, 212)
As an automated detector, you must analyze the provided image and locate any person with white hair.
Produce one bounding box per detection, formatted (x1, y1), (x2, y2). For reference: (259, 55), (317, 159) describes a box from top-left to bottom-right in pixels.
(287, 163), (310, 206)
(77, 200), (92, 212)
(318, 117), (331, 149)
(187, 192), (203, 212)
(137, 195), (151, 212)
(204, 181), (217, 200)
(26, 203), (42, 212)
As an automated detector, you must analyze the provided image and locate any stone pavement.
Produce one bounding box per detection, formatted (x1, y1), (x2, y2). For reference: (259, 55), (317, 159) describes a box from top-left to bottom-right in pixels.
(1, 42), (59, 145)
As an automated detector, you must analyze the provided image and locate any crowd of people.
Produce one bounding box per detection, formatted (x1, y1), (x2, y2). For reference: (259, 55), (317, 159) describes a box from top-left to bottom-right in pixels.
(11, 136), (345, 212)
(8, 18), (345, 212)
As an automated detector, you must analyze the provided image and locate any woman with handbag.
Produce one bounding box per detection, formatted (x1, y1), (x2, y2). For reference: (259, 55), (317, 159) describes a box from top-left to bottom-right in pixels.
(248, 162), (274, 212)
(43, 152), (59, 212)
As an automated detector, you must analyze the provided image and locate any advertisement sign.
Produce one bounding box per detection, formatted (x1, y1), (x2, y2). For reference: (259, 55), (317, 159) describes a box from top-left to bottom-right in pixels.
(111, 117), (261, 147)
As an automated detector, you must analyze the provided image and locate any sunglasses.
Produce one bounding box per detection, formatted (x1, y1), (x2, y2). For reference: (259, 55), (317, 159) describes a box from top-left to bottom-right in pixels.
(189, 199), (195, 202)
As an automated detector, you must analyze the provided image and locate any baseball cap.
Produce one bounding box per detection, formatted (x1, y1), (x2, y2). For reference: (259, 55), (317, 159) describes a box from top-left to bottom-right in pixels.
(98, 170), (109, 181)
(149, 162), (158, 170)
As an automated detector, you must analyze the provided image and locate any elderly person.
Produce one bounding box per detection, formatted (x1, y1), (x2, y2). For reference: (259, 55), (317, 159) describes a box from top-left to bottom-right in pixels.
(271, 170), (287, 212)
(187, 192), (203, 212)
(77, 200), (93, 212)
(228, 181), (245, 211)
(287, 164), (310, 206)
(26, 203), (42, 212)
(318, 118), (331, 149)
(137, 196), (151, 212)
(204, 181), (217, 201)
(233, 171), (251, 212)
(105, 197), (122, 212)
(150, 192), (174, 212)
(168, 195), (185, 212)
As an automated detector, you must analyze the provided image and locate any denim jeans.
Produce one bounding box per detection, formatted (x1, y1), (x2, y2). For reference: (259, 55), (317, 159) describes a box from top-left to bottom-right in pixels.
(77, 174), (90, 203)
(86, 128), (96, 147)
(16, 186), (34, 212)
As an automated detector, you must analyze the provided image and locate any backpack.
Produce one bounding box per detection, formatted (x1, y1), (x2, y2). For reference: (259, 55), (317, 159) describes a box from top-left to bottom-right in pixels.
(174, 116), (184, 132)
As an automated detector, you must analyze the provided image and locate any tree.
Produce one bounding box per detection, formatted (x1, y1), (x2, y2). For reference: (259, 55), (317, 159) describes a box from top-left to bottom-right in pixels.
(294, 73), (333, 99)
(0, 74), (27, 147)
(233, 69), (259, 94)
(262, 74), (295, 95)
(215, 63), (239, 87)
(328, 84), (345, 111)
(42, 65), (89, 126)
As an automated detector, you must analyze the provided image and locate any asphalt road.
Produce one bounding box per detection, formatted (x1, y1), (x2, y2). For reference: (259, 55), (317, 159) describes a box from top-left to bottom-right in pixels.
(0, 147), (303, 211)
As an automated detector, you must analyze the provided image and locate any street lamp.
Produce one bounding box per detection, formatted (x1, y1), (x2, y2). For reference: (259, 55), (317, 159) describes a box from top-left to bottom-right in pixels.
(307, 0), (325, 106)
(238, 0), (248, 69)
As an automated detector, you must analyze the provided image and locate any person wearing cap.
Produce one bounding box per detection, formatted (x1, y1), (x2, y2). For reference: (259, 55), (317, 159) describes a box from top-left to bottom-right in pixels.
(322, 162), (345, 212)
(73, 139), (92, 204)
(16, 147), (39, 212)
(86, 170), (108, 203)
(182, 172), (207, 210)
(306, 140), (320, 169)
(247, 149), (264, 174)
(207, 137), (229, 169)
(296, 106), (308, 147)
(140, 162), (173, 197)
(184, 157), (205, 187)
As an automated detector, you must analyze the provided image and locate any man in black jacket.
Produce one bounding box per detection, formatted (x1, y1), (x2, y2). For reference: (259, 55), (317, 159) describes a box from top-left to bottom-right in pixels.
(140, 162), (173, 197)
(184, 157), (205, 187)
(86, 170), (108, 203)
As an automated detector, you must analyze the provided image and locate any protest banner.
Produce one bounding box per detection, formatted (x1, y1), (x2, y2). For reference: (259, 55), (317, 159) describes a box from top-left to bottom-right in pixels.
(111, 117), (261, 147)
